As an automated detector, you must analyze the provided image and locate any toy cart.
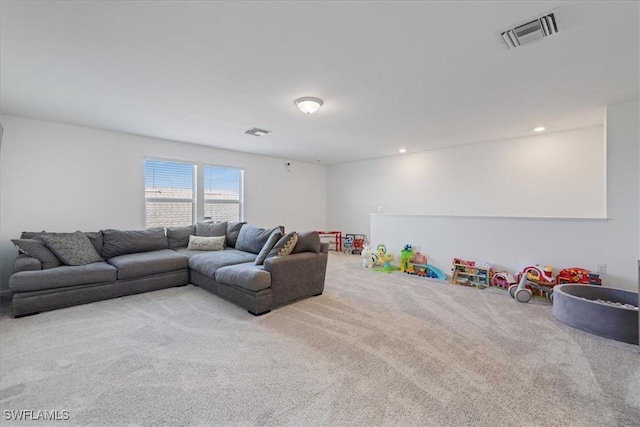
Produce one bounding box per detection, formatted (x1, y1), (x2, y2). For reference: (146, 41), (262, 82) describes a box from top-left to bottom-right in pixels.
(317, 231), (342, 252)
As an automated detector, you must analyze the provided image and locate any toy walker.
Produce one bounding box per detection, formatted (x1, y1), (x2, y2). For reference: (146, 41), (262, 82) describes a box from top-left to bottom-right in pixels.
(508, 274), (554, 303)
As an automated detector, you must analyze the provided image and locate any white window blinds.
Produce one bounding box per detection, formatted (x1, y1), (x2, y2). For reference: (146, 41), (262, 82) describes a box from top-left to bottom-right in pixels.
(145, 160), (195, 228)
(203, 166), (243, 222)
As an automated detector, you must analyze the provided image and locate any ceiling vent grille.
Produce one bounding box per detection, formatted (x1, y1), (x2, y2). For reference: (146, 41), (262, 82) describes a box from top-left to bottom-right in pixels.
(243, 127), (271, 137)
(501, 9), (560, 49)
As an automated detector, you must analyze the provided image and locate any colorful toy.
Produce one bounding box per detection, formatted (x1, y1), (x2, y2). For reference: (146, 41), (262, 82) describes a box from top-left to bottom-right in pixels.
(411, 251), (427, 264)
(517, 265), (555, 296)
(556, 268), (601, 285)
(407, 262), (447, 281)
(375, 244), (394, 267)
(400, 244), (413, 272)
(452, 258), (491, 288)
(343, 234), (354, 254)
(491, 271), (516, 289)
(509, 273), (554, 303)
(361, 244), (373, 268)
(352, 234), (366, 255)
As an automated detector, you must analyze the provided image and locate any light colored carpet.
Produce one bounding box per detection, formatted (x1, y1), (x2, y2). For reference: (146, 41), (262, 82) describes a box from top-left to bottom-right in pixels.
(1, 252), (638, 426)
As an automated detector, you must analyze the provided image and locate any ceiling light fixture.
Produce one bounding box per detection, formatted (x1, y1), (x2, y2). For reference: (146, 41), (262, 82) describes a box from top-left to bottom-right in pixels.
(399, 148), (407, 153)
(295, 97), (323, 114)
(533, 126), (546, 132)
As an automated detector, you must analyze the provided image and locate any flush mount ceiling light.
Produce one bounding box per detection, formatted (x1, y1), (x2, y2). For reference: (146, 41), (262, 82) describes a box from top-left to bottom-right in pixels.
(295, 97), (323, 114)
(398, 148), (407, 153)
(533, 126), (546, 132)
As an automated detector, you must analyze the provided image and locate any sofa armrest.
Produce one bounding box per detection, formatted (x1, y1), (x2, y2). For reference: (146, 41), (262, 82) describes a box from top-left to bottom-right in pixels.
(14, 254), (42, 273)
(263, 251), (328, 307)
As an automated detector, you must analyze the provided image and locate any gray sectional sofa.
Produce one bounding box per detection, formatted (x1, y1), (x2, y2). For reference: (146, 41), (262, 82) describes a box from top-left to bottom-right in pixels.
(9, 222), (328, 317)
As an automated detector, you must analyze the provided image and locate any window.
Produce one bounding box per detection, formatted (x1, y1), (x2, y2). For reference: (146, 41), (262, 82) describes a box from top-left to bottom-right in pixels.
(204, 166), (243, 222)
(144, 159), (243, 228)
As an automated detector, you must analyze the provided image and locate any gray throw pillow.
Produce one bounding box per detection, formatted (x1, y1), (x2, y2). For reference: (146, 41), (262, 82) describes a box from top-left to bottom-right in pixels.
(11, 238), (62, 269)
(102, 228), (168, 259)
(291, 231), (321, 254)
(195, 221), (227, 238)
(166, 225), (196, 249)
(20, 230), (47, 239)
(41, 231), (104, 266)
(255, 229), (284, 265)
(225, 221), (246, 248)
(266, 232), (299, 259)
(235, 224), (282, 255)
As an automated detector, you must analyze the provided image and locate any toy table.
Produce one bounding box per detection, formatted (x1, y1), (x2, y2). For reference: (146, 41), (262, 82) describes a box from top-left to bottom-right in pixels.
(317, 231), (342, 252)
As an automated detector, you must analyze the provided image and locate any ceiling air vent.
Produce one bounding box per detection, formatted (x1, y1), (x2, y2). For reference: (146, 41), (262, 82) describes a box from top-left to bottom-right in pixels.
(243, 127), (271, 137)
(500, 9), (560, 49)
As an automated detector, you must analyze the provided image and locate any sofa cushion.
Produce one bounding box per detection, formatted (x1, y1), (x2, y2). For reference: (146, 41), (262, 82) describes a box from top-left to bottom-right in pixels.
(12, 239), (62, 269)
(102, 228), (168, 259)
(235, 224), (283, 255)
(215, 262), (271, 292)
(166, 225), (195, 249)
(41, 231), (104, 266)
(195, 221), (227, 238)
(107, 249), (189, 280)
(267, 232), (299, 259)
(189, 249), (257, 278)
(254, 229), (283, 266)
(225, 221), (246, 248)
(187, 235), (225, 251)
(292, 231), (321, 254)
(9, 262), (117, 292)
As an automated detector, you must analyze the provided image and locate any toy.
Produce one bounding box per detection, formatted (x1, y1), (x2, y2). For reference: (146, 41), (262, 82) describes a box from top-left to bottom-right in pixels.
(352, 234), (366, 255)
(400, 244), (413, 272)
(375, 244), (394, 267)
(517, 265), (555, 296)
(361, 244), (373, 268)
(343, 234), (354, 254)
(556, 268), (601, 285)
(407, 262), (447, 281)
(411, 251), (427, 264)
(508, 274), (554, 303)
(492, 271), (516, 289)
(451, 258), (490, 288)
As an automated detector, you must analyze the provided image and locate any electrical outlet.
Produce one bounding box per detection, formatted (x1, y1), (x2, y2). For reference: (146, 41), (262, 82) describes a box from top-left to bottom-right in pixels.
(596, 264), (607, 274)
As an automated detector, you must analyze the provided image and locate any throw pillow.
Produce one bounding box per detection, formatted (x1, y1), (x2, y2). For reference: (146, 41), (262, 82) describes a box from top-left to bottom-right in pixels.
(41, 231), (104, 266)
(254, 229), (284, 265)
(235, 224), (283, 255)
(225, 221), (246, 248)
(11, 238), (62, 269)
(166, 225), (196, 249)
(20, 231), (104, 254)
(266, 232), (299, 259)
(195, 221), (227, 238)
(186, 235), (226, 251)
(291, 231), (321, 254)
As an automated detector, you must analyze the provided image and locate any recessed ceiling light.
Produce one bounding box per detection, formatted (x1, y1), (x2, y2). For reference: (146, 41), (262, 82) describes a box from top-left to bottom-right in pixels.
(399, 148), (407, 153)
(533, 126), (546, 132)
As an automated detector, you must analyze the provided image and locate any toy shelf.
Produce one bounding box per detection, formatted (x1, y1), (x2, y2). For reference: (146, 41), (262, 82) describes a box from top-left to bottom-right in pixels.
(451, 264), (490, 288)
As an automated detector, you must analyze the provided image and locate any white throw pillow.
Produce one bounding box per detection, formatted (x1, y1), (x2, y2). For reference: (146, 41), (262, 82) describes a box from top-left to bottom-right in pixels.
(186, 235), (225, 251)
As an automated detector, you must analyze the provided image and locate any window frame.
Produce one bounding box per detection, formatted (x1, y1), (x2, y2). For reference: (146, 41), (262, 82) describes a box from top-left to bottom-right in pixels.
(144, 157), (244, 228)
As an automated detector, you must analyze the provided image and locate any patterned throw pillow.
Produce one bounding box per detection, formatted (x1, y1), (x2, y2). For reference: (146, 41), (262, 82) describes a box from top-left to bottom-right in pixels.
(11, 238), (62, 269)
(266, 232), (299, 259)
(186, 235), (225, 251)
(41, 231), (104, 266)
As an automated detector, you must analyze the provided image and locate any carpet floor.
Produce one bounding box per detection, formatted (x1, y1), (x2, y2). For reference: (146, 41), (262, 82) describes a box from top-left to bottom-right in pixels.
(1, 252), (638, 426)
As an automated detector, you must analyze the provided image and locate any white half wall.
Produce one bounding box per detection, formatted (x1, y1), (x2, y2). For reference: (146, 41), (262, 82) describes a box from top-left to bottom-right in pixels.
(328, 101), (638, 291)
(0, 115), (327, 293)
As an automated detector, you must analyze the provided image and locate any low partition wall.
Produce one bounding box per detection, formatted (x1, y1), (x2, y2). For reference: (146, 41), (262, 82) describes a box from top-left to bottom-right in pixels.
(370, 214), (637, 292)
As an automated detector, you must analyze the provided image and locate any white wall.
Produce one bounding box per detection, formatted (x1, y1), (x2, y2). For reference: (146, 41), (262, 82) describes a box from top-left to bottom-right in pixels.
(328, 101), (639, 292)
(0, 115), (327, 293)
(328, 126), (606, 235)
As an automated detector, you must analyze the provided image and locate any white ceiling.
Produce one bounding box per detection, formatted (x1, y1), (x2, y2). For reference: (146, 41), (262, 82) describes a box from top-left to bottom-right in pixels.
(1, 1), (638, 165)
